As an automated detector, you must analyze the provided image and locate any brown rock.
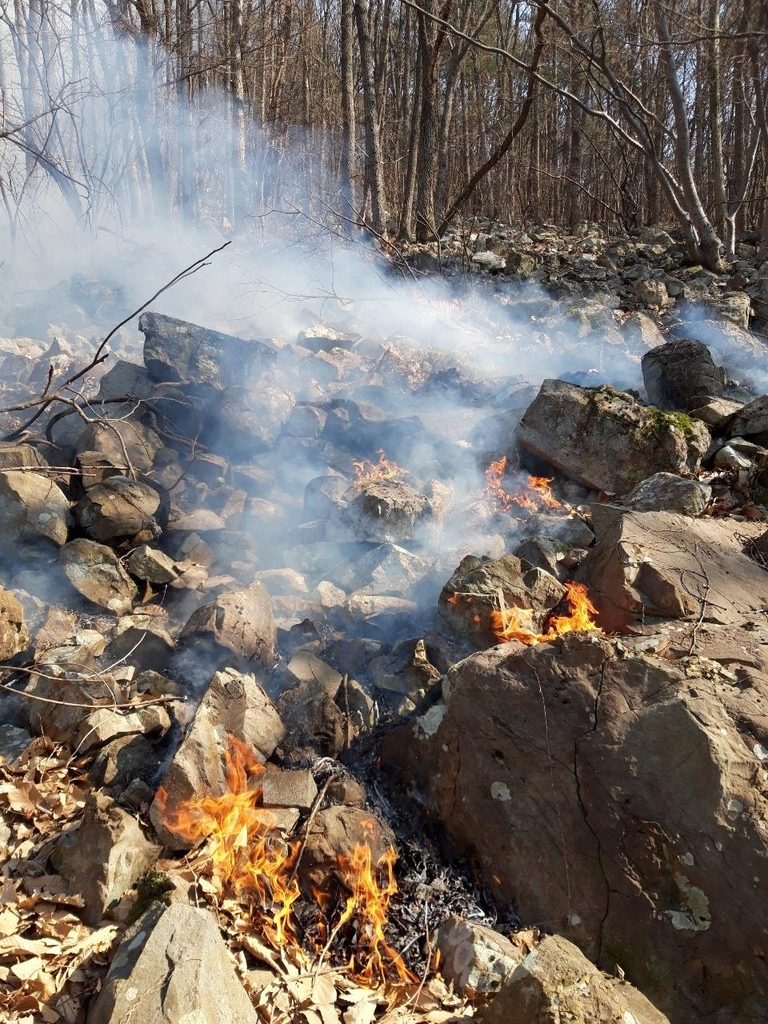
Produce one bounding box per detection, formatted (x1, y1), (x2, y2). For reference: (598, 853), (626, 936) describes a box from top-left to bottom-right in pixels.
(0, 588), (28, 659)
(382, 635), (768, 1022)
(76, 419), (163, 475)
(438, 553), (565, 644)
(298, 806), (394, 893)
(149, 668), (285, 848)
(0, 470), (72, 549)
(581, 508), (768, 630)
(74, 476), (163, 543)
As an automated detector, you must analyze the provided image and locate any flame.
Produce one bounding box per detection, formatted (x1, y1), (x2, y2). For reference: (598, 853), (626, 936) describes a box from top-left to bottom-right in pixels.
(484, 456), (562, 511)
(158, 737), (412, 986)
(156, 737), (301, 945)
(333, 840), (416, 984)
(490, 582), (599, 645)
(352, 449), (407, 488)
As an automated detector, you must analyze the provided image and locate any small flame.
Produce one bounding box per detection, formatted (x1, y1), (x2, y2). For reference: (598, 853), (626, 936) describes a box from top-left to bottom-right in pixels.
(484, 456), (562, 511)
(352, 450), (407, 488)
(158, 737), (412, 986)
(490, 582), (600, 645)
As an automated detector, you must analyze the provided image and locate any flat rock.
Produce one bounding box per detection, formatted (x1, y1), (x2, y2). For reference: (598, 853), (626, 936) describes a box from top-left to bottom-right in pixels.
(150, 668), (285, 848)
(59, 538), (138, 614)
(727, 394), (768, 445)
(140, 311), (277, 389)
(581, 508), (768, 630)
(126, 545), (179, 584)
(86, 902), (259, 1024)
(515, 380), (710, 495)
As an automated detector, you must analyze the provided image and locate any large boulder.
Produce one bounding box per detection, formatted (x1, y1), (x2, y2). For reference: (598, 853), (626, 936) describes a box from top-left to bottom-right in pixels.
(139, 311), (277, 388)
(74, 476), (163, 543)
(581, 507), (768, 630)
(515, 380), (709, 495)
(86, 902), (259, 1024)
(641, 338), (724, 411)
(623, 472), (712, 516)
(59, 538), (138, 614)
(382, 635), (768, 1022)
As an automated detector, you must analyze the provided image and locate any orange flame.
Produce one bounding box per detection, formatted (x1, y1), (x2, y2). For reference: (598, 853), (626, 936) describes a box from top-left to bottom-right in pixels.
(158, 738), (412, 986)
(484, 456), (562, 511)
(333, 839), (416, 985)
(156, 737), (301, 946)
(352, 450), (407, 488)
(490, 582), (599, 645)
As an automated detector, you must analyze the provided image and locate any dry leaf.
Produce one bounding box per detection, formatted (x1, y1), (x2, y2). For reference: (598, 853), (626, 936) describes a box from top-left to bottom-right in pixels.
(342, 999), (378, 1024)
(10, 956), (45, 981)
(312, 972), (338, 1005)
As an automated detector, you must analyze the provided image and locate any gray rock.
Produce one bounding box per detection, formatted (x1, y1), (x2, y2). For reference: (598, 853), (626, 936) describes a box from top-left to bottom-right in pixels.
(261, 766), (317, 810)
(353, 543), (430, 596)
(624, 473), (712, 515)
(126, 545), (179, 584)
(516, 380), (710, 495)
(342, 480), (432, 543)
(689, 396), (744, 428)
(642, 339), (724, 411)
(0, 443), (47, 470)
(149, 668), (285, 848)
(59, 538), (138, 614)
(53, 791), (160, 926)
(0, 723), (32, 765)
(209, 385), (295, 456)
(438, 553), (566, 644)
(177, 581), (276, 675)
(727, 394), (768, 445)
(86, 902), (259, 1024)
(622, 312), (666, 354)
(713, 444), (753, 470)
(75, 476), (162, 544)
(436, 916), (520, 994)
(140, 311), (277, 389)
(75, 703), (171, 756)
(634, 277), (670, 307)
(0, 470), (72, 549)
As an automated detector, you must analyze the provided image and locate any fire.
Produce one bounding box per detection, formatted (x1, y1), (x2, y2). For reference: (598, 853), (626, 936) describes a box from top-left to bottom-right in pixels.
(158, 738), (411, 986)
(490, 581), (599, 645)
(352, 450), (407, 488)
(484, 455), (562, 511)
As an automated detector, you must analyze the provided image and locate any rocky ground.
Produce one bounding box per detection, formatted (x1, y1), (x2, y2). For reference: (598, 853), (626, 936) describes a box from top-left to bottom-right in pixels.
(0, 224), (767, 1024)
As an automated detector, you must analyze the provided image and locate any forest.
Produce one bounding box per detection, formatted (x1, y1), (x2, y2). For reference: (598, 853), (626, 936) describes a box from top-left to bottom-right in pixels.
(1, 0), (767, 272)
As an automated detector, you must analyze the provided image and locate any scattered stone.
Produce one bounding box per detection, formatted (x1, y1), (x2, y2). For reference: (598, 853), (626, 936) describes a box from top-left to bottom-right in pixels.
(727, 394), (768, 445)
(86, 902), (259, 1024)
(76, 419), (163, 475)
(516, 380), (710, 494)
(150, 668), (285, 848)
(59, 538), (138, 614)
(624, 472), (712, 515)
(342, 480), (432, 543)
(53, 791), (160, 926)
(0, 723), (32, 765)
(0, 470), (72, 550)
(642, 338), (724, 411)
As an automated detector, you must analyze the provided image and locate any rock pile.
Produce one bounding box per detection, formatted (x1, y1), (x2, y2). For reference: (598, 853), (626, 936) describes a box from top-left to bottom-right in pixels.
(0, 262), (766, 1024)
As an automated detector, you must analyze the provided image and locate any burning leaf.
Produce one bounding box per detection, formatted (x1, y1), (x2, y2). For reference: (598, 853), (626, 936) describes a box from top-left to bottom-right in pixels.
(352, 451), (407, 489)
(484, 456), (563, 512)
